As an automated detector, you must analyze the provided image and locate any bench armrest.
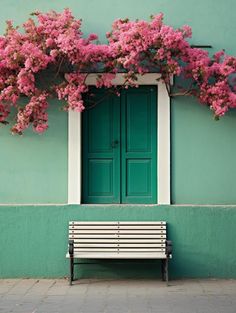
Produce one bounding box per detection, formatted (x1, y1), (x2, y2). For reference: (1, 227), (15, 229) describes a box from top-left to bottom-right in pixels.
(165, 240), (172, 256)
(69, 240), (74, 257)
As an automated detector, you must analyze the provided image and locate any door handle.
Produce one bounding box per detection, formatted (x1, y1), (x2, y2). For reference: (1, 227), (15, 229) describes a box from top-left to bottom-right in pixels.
(111, 140), (119, 148)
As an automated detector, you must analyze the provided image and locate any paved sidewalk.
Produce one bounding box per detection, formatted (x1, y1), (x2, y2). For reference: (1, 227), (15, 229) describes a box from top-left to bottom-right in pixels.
(0, 278), (236, 313)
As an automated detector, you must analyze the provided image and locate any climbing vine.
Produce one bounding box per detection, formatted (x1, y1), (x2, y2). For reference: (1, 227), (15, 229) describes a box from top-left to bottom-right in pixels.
(0, 9), (235, 134)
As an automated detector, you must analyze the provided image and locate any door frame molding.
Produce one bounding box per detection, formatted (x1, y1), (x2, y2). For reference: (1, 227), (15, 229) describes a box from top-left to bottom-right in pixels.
(68, 73), (171, 205)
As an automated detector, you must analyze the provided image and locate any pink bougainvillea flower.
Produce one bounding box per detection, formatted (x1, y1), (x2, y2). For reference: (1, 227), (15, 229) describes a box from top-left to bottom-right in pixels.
(0, 9), (235, 133)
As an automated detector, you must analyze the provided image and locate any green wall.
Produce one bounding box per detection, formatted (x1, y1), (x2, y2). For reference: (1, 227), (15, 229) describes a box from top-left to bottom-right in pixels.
(0, 0), (236, 204)
(0, 205), (235, 279)
(0, 101), (68, 204)
(171, 98), (236, 204)
(0, 0), (236, 279)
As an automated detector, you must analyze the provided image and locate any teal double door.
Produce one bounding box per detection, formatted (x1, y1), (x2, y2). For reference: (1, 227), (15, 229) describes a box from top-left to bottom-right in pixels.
(82, 86), (157, 204)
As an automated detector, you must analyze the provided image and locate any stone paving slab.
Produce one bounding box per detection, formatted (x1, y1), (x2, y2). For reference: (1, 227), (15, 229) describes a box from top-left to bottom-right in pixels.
(0, 278), (236, 313)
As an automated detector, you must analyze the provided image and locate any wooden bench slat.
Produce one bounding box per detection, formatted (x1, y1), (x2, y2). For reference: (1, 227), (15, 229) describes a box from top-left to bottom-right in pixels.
(72, 238), (165, 246)
(68, 253), (166, 259)
(74, 248), (165, 252)
(69, 230), (166, 234)
(69, 235), (166, 239)
(74, 244), (165, 248)
(69, 226), (166, 230)
(70, 221), (166, 225)
(71, 239), (165, 243)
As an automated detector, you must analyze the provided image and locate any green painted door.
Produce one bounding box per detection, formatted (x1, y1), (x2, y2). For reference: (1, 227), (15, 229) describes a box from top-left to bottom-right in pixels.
(82, 86), (157, 204)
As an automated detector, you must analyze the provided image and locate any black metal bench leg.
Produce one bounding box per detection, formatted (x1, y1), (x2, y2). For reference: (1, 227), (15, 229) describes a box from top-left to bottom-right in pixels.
(72, 259), (74, 282)
(69, 257), (74, 286)
(165, 258), (169, 286)
(69, 239), (74, 286)
(161, 258), (169, 285)
(161, 260), (165, 281)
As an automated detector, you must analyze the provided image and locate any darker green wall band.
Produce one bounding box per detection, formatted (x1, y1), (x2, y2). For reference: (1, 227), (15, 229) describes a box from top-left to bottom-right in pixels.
(0, 205), (235, 279)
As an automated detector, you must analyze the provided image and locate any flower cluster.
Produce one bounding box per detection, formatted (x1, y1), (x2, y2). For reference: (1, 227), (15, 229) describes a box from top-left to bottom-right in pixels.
(185, 50), (236, 117)
(107, 14), (191, 79)
(11, 92), (49, 134)
(0, 9), (235, 134)
(0, 9), (109, 134)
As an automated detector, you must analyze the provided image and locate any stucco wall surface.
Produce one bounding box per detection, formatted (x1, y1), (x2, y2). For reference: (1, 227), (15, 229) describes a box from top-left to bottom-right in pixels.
(0, 205), (235, 279)
(0, 0), (236, 204)
(0, 1), (236, 279)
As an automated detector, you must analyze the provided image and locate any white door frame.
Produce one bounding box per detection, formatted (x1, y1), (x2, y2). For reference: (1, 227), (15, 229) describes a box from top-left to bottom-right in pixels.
(68, 73), (170, 205)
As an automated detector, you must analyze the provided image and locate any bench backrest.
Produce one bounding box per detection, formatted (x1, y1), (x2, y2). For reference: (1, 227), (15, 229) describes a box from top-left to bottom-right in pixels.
(69, 221), (167, 259)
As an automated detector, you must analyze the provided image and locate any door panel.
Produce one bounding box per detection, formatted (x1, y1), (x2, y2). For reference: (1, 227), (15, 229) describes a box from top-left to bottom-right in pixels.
(126, 159), (152, 196)
(88, 102), (113, 153)
(125, 92), (152, 152)
(88, 159), (114, 196)
(121, 87), (157, 203)
(82, 91), (120, 203)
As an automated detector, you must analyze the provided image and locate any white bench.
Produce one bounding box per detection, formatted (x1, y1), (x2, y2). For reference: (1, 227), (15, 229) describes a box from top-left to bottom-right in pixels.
(67, 221), (172, 285)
